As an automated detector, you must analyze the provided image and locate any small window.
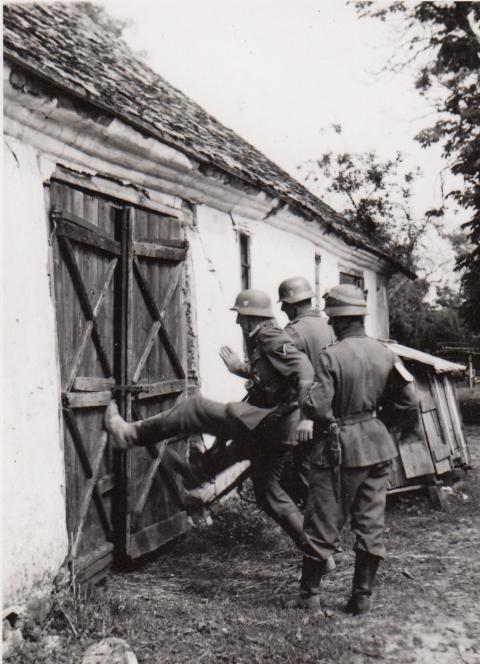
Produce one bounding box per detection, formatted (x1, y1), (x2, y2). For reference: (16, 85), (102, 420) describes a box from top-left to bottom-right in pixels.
(314, 253), (322, 311)
(239, 232), (251, 289)
(339, 271), (365, 292)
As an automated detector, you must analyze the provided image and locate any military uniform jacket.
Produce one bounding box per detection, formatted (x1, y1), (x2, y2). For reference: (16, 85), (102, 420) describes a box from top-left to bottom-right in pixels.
(302, 330), (419, 467)
(284, 309), (335, 377)
(231, 320), (315, 440)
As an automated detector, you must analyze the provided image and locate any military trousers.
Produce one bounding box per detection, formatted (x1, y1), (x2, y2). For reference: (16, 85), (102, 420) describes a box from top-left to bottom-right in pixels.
(303, 457), (392, 562)
(134, 393), (306, 549)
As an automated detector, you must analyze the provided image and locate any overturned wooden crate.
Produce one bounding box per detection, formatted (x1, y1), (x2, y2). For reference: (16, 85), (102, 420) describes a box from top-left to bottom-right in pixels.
(385, 343), (470, 495)
(196, 344), (471, 507)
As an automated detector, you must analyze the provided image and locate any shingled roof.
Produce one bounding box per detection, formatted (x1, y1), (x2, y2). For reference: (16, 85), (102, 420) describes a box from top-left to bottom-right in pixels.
(3, 2), (412, 275)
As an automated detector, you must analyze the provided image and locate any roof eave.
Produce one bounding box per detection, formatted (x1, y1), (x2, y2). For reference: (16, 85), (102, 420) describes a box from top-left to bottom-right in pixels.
(4, 50), (415, 279)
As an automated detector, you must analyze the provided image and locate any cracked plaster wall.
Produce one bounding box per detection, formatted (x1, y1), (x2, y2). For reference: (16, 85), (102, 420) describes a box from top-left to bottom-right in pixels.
(3, 137), (68, 606)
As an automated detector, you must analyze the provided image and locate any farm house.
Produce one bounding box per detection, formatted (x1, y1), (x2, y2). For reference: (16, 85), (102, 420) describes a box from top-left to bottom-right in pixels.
(2, 2), (469, 609)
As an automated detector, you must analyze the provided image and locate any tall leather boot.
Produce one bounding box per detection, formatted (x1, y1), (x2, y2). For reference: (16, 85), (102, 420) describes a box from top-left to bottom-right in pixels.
(287, 556), (335, 609)
(166, 440), (243, 490)
(345, 550), (381, 615)
(188, 442), (240, 488)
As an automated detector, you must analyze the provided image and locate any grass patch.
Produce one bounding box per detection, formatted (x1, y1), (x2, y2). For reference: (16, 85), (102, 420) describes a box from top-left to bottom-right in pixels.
(9, 430), (480, 663)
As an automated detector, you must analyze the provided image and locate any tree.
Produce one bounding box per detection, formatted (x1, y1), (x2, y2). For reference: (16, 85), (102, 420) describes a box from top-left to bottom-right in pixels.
(298, 143), (470, 350)
(353, 1), (480, 332)
(78, 3), (132, 39)
(298, 145), (434, 268)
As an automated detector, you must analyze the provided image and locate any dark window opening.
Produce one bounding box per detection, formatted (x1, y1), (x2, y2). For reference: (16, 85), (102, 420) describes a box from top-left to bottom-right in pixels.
(314, 253), (321, 310)
(239, 232), (251, 289)
(339, 271), (365, 290)
(339, 271), (367, 299)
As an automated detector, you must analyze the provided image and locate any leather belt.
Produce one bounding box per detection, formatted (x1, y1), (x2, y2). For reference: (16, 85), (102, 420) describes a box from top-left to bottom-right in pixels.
(337, 410), (377, 426)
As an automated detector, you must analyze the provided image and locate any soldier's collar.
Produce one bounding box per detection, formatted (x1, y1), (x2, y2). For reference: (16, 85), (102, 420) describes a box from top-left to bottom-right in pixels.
(291, 308), (321, 322)
(338, 328), (368, 340)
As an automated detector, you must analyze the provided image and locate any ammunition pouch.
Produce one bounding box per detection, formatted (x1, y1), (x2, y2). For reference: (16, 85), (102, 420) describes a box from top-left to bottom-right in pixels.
(245, 379), (296, 410)
(256, 401), (298, 432)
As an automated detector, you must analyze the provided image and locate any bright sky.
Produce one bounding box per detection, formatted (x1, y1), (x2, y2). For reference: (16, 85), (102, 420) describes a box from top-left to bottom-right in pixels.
(102, 0), (463, 288)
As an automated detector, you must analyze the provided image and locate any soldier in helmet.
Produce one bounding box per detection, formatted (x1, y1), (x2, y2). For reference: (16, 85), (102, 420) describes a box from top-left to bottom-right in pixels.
(278, 276), (335, 376)
(219, 278), (332, 504)
(289, 284), (421, 613)
(221, 277), (335, 505)
(278, 276), (335, 501)
(105, 288), (317, 551)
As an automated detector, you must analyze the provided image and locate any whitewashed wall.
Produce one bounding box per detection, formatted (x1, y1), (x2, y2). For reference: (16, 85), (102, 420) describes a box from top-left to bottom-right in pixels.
(250, 222), (317, 327)
(190, 204), (389, 401)
(2, 138), (68, 606)
(188, 205), (246, 404)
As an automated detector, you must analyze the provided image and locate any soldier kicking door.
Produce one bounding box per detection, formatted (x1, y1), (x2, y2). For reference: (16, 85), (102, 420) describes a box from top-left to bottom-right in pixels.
(49, 180), (190, 583)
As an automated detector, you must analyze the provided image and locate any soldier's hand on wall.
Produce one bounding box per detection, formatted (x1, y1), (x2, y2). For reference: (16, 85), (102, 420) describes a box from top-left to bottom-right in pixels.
(219, 345), (245, 374)
(296, 418), (314, 443)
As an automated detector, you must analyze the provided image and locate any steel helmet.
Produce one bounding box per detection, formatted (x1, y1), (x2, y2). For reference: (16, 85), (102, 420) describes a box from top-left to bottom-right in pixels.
(323, 284), (367, 317)
(230, 289), (274, 318)
(278, 276), (315, 304)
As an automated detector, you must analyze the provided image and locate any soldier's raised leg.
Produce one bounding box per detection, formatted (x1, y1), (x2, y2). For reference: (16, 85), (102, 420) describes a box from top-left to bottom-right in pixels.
(105, 394), (274, 486)
(105, 394), (240, 449)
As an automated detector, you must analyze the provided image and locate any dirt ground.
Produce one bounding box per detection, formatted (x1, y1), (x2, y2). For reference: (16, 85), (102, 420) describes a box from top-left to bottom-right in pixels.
(10, 425), (480, 664)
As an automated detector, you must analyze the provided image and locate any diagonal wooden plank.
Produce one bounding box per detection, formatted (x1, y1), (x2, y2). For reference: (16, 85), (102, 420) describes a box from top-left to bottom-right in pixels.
(158, 326), (186, 379)
(131, 261), (184, 382)
(65, 321), (94, 392)
(60, 236), (112, 377)
(91, 484), (114, 543)
(63, 406), (94, 478)
(63, 410), (113, 548)
(159, 261), (184, 319)
(132, 321), (161, 384)
(129, 389), (188, 529)
(64, 258), (117, 390)
(133, 257), (162, 321)
(71, 432), (109, 558)
(133, 258), (185, 378)
(158, 461), (185, 510)
(131, 441), (168, 530)
(60, 242), (117, 389)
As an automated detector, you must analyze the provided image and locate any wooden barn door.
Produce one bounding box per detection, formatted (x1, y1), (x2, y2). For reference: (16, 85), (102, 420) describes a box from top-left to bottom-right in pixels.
(49, 181), (190, 580)
(121, 206), (190, 560)
(50, 182), (120, 583)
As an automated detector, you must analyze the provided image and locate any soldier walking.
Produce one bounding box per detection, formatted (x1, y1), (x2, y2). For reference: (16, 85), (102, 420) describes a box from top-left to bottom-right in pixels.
(106, 288), (316, 550)
(290, 284), (421, 614)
